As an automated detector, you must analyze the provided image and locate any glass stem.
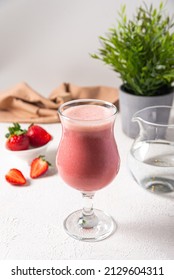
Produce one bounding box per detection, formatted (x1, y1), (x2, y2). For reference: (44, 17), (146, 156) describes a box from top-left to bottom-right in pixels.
(78, 192), (98, 229)
(82, 192), (94, 216)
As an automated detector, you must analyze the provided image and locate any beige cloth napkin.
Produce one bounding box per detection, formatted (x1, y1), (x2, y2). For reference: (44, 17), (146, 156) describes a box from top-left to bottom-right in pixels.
(0, 82), (119, 123)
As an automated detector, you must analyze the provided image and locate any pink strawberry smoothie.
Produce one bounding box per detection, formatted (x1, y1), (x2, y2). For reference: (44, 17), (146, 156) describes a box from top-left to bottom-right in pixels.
(56, 104), (120, 192)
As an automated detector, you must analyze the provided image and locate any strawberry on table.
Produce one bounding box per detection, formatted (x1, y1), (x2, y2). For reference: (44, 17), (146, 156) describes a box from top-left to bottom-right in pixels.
(27, 124), (52, 147)
(5, 123), (29, 151)
(5, 168), (27, 186)
(30, 155), (51, 179)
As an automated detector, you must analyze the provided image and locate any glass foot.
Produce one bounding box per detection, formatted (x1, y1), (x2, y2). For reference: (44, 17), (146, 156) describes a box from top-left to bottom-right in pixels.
(63, 209), (116, 242)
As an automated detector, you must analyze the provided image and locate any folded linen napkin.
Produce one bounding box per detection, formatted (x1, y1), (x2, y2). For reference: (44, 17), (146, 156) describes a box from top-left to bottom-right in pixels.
(0, 82), (119, 123)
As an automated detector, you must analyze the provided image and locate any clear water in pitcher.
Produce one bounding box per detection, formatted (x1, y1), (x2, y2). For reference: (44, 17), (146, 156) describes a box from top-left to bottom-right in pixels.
(128, 140), (174, 193)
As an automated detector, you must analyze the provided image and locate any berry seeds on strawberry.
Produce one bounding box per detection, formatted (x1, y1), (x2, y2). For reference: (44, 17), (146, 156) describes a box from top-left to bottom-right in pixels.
(5, 168), (27, 186)
(30, 156), (51, 179)
(27, 124), (52, 147)
(5, 123), (29, 151)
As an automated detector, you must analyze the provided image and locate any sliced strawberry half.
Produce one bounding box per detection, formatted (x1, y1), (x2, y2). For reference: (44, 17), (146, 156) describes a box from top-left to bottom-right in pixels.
(30, 156), (51, 179)
(5, 169), (27, 186)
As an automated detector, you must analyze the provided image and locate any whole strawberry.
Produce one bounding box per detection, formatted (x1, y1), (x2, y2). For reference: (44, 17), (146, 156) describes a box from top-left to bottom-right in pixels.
(6, 123), (29, 151)
(27, 124), (52, 147)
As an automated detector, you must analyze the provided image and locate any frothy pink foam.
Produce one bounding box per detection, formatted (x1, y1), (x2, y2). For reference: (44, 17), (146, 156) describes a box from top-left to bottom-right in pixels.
(63, 104), (114, 121)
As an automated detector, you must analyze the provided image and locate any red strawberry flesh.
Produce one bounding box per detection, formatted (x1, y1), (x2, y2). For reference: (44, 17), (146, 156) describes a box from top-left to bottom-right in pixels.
(30, 156), (50, 178)
(5, 169), (26, 186)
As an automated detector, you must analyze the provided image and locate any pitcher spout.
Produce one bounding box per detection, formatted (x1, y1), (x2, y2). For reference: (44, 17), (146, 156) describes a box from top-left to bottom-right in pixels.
(132, 105), (174, 140)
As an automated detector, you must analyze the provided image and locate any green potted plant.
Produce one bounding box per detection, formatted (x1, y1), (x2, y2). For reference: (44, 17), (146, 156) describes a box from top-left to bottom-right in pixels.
(91, 2), (174, 138)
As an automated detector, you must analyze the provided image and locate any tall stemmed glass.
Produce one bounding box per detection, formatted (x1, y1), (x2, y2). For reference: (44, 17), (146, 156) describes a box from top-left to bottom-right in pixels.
(56, 99), (120, 241)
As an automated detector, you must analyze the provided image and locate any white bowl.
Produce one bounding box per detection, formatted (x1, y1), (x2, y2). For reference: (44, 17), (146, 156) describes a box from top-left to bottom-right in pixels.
(4, 141), (51, 165)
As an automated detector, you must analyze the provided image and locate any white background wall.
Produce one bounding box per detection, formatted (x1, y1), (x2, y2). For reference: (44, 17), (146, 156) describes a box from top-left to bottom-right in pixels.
(0, 0), (174, 96)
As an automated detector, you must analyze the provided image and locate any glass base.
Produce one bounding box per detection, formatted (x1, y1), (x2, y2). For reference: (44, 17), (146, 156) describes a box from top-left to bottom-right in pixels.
(63, 209), (116, 242)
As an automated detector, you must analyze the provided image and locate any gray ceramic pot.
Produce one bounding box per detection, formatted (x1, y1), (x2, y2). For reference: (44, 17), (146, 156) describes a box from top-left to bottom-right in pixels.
(119, 86), (174, 138)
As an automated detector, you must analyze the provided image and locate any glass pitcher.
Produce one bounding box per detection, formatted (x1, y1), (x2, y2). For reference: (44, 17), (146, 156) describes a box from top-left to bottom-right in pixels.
(128, 105), (174, 193)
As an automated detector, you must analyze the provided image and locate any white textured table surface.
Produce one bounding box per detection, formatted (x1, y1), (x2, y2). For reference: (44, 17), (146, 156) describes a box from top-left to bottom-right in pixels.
(0, 115), (174, 260)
